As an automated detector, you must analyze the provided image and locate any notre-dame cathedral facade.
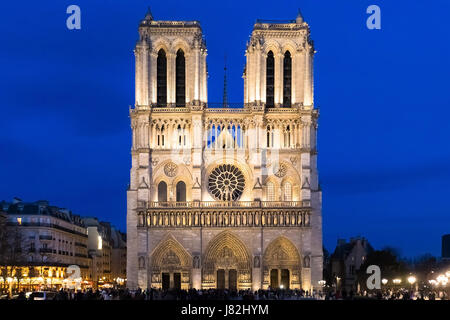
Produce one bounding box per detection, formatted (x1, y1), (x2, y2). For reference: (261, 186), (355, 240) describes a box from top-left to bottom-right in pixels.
(127, 10), (323, 292)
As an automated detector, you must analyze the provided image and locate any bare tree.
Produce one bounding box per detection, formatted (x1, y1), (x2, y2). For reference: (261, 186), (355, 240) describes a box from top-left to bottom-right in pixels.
(0, 219), (26, 293)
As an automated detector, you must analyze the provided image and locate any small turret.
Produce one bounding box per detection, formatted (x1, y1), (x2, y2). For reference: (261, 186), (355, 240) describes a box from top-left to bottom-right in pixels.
(140, 7), (153, 26)
(296, 9), (304, 24)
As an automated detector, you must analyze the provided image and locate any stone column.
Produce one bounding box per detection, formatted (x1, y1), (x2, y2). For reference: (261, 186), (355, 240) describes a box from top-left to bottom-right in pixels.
(274, 52), (283, 106)
(150, 52), (157, 104)
(201, 50), (208, 103)
(303, 49), (314, 107)
(168, 52), (176, 105)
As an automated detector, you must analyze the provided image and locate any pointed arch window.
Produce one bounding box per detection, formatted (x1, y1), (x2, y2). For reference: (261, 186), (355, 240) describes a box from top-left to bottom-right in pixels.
(176, 49), (186, 106)
(158, 181), (167, 202)
(176, 181), (186, 202)
(283, 51), (292, 107)
(283, 182), (292, 201)
(284, 125), (291, 148)
(266, 51), (275, 108)
(267, 181), (275, 201)
(157, 125), (165, 147)
(157, 49), (167, 106)
(177, 124), (182, 147)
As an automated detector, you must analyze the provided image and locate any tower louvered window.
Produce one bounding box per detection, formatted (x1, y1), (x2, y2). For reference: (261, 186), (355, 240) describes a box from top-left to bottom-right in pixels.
(176, 49), (186, 106)
(283, 51), (292, 107)
(157, 49), (167, 106)
(266, 51), (275, 108)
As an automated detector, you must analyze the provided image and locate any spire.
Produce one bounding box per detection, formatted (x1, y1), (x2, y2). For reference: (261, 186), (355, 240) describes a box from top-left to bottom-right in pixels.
(144, 7), (153, 21)
(296, 9), (304, 24)
(222, 54), (228, 108)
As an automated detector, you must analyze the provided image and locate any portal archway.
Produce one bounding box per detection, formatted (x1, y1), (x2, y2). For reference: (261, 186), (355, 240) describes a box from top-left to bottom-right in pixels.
(202, 232), (252, 290)
(150, 236), (192, 290)
(263, 236), (302, 289)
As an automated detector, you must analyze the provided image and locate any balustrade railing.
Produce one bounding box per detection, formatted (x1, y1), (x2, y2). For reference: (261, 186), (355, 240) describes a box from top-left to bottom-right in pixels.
(137, 209), (311, 228)
(145, 201), (308, 208)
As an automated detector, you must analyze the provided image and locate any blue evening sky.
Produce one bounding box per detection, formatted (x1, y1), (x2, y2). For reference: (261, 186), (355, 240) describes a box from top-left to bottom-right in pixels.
(0, 0), (449, 258)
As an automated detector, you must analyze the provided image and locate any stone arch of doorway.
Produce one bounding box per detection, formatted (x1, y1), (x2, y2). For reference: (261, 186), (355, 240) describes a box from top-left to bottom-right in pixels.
(150, 235), (192, 290)
(202, 231), (252, 290)
(263, 236), (302, 290)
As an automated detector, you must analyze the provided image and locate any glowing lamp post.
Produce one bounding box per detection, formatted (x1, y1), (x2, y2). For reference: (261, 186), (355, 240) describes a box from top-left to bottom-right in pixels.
(437, 275), (448, 286)
(407, 276), (416, 298)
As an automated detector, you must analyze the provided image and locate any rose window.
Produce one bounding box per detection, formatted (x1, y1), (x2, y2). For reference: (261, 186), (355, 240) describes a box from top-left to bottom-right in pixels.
(208, 164), (245, 201)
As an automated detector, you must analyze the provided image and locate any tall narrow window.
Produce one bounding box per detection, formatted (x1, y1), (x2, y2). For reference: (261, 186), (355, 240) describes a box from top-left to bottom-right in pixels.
(158, 181), (167, 202)
(157, 49), (167, 106)
(178, 125), (182, 147)
(176, 49), (186, 106)
(160, 125), (165, 147)
(267, 182), (275, 201)
(266, 51), (275, 108)
(284, 125), (291, 148)
(283, 51), (292, 107)
(176, 181), (186, 202)
(283, 182), (292, 201)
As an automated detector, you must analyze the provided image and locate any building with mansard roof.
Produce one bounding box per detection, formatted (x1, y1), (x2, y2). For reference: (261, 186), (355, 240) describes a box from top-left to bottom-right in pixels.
(127, 10), (322, 292)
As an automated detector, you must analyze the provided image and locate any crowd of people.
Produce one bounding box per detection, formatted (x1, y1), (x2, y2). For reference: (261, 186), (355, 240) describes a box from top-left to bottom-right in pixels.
(3, 288), (319, 300)
(1, 287), (447, 300)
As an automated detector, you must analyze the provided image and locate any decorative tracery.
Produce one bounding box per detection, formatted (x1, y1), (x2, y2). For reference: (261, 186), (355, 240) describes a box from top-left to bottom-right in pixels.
(208, 164), (245, 201)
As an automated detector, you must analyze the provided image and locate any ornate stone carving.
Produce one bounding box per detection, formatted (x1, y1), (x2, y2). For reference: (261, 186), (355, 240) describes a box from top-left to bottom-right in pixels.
(161, 249), (181, 267)
(254, 256), (261, 268)
(138, 256), (146, 269)
(303, 255), (311, 268)
(164, 162), (178, 177)
(273, 162), (287, 178)
(216, 246), (238, 269)
(193, 256), (200, 269)
(289, 156), (297, 165)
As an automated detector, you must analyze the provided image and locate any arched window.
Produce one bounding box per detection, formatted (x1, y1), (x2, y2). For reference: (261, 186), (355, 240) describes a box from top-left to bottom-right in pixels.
(267, 125), (271, 148)
(176, 181), (186, 202)
(158, 125), (165, 147)
(283, 182), (292, 201)
(266, 51), (275, 108)
(176, 49), (186, 106)
(267, 181), (275, 201)
(157, 49), (167, 106)
(284, 125), (291, 148)
(158, 181), (167, 202)
(177, 125), (182, 147)
(283, 51), (292, 107)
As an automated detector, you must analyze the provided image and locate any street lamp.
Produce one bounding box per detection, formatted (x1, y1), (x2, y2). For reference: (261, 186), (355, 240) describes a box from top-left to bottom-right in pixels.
(437, 274), (448, 286)
(408, 276), (416, 298)
(382, 279), (388, 285)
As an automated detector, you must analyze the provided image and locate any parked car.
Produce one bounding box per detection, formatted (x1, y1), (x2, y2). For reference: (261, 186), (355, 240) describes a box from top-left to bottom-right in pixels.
(31, 291), (56, 300)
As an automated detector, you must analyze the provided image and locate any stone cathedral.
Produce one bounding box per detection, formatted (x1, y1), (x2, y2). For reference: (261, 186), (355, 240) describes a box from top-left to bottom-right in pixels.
(127, 10), (323, 292)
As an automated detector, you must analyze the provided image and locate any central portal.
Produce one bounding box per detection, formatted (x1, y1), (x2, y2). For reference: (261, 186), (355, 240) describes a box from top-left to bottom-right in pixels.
(202, 232), (252, 290)
(216, 269), (238, 290)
